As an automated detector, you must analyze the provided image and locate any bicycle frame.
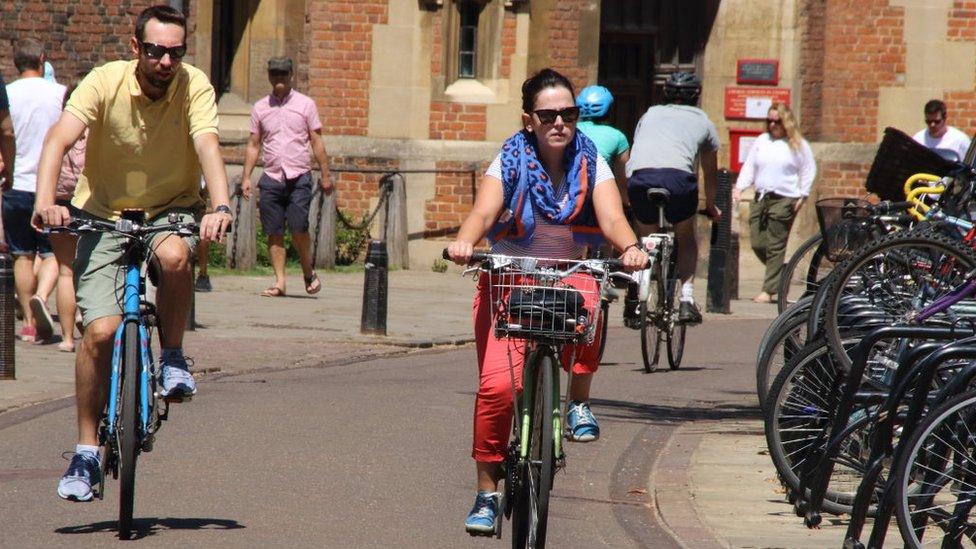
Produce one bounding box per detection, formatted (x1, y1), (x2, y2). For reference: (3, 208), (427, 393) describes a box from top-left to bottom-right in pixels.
(519, 346), (563, 462)
(105, 242), (160, 445)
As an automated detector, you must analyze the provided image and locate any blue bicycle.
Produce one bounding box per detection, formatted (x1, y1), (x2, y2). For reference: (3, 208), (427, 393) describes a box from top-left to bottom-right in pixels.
(51, 210), (201, 539)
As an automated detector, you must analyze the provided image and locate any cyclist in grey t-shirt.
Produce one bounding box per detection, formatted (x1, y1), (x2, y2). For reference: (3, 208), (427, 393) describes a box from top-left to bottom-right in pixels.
(624, 72), (720, 326)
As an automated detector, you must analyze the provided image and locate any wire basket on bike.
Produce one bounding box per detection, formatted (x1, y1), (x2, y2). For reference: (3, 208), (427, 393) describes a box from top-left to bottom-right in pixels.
(815, 198), (873, 262)
(485, 259), (604, 345)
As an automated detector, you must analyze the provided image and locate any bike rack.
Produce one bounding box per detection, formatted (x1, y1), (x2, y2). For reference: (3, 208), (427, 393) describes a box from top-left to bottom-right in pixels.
(799, 325), (970, 528)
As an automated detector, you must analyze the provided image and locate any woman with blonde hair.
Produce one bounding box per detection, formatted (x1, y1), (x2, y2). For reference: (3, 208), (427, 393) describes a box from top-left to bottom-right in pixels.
(732, 103), (816, 303)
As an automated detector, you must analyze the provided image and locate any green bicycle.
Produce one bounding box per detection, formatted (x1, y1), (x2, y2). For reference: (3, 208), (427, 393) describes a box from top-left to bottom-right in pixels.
(451, 251), (630, 548)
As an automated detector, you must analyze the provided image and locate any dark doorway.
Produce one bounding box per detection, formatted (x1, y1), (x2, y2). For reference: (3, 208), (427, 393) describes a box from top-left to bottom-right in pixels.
(210, 1), (257, 99)
(598, 0), (720, 139)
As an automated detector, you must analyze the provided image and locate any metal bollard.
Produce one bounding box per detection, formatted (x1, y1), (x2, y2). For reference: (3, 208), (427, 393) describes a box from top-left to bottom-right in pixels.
(0, 253), (15, 379)
(706, 169), (736, 314)
(361, 240), (388, 336)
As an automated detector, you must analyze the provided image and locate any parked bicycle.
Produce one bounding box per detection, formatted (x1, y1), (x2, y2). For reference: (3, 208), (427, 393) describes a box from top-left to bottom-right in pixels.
(447, 250), (632, 548)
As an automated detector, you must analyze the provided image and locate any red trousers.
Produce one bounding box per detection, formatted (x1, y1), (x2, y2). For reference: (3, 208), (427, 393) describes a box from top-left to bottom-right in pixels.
(471, 272), (603, 463)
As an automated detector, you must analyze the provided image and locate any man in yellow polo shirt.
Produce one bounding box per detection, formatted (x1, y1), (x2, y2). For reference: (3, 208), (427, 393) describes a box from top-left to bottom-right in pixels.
(31, 5), (232, 502)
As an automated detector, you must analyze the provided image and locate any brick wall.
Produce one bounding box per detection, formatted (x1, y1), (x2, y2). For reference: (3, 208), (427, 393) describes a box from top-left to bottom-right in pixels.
(429, 102), (487, 140)
(799, 0), (826, 141)
(306, 0), (388, 137)
(949, 1), (976, 41)
(423, 160), (487, 238)
(0, 1), (151, 83)
(818, 0), (906, 143)
(545, 1), (586, 87)
(500, 9), (517, 78)
(815, 160), (873, 199)
(331, 156), (399, 216)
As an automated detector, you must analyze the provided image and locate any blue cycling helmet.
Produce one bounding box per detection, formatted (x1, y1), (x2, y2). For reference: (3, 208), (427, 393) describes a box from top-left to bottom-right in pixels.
(576, 85), (614, 119)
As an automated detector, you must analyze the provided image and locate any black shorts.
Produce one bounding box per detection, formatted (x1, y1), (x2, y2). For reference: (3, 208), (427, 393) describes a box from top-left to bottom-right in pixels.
(627, 168), (699, 225)
(257, 172), (313, 235)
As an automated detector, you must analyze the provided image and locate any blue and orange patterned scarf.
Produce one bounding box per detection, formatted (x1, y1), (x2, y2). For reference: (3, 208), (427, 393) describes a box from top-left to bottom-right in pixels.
(488, 129), (603, 247)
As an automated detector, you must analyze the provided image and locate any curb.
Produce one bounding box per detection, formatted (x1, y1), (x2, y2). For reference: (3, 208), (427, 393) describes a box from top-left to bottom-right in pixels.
(651, 424), (727, 549)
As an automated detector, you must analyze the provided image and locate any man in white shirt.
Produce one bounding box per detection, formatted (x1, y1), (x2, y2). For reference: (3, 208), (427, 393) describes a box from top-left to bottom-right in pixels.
(3, 37), (66, 343)
(913, 99), (971, 162)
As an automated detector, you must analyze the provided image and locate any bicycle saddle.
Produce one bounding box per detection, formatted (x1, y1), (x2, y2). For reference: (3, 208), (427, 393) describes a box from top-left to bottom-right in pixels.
(645, 187), (671, 206)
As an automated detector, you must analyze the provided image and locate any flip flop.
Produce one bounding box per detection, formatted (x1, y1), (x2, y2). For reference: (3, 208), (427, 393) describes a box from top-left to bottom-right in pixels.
(305, 272), (321, 295)
(261, 286), (286, 297)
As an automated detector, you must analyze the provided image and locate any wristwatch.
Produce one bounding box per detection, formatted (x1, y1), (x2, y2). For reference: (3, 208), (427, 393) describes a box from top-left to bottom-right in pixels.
(215, 204), (232, 217)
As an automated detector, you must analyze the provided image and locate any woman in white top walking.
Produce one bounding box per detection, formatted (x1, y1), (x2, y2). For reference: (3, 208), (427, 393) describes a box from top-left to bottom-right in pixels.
(732, 103), (816, 303)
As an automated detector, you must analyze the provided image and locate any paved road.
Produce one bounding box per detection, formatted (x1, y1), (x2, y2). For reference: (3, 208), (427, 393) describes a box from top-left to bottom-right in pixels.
(0, 317), (767, 548)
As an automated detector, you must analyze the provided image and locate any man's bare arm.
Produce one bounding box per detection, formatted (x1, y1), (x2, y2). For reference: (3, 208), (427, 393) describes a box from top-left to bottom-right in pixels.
(309, 129), (332, 194)
(241, 132), (261, 199)
(32, 112), (87, 228)
(193, 132), (232, 242)
(0, 108), (15, 188)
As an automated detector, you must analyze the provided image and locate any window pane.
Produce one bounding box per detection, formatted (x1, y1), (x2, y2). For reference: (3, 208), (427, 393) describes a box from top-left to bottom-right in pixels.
(458, 1), (479, 79)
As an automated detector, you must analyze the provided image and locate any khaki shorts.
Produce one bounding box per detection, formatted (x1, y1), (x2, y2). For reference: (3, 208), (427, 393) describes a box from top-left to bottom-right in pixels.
(74, 209), (200, 326)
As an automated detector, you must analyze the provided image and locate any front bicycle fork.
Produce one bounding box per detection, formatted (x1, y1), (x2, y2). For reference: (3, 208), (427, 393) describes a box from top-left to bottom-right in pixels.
(518, 349), (564, 465)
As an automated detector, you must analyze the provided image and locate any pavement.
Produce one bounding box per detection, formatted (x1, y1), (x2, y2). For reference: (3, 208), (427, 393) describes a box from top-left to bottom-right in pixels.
(0, 258), (861, 547)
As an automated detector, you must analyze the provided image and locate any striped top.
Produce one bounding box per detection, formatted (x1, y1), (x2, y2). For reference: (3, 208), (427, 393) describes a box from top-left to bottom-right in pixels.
(485, 153), (614, 260)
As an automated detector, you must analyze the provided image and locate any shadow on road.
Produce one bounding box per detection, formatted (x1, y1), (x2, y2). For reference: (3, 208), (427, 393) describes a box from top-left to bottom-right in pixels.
(55, 517), (245, 539)
(590, 396), (761, 425)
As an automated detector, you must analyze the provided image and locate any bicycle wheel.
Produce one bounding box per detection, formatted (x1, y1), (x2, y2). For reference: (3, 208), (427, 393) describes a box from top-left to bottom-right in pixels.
(596, 300), (610, 363)
(756, 309), (809, 412)
(823, 229), (976, 371)
(640, 271), (664, 373)
(118, 321), (141, 539)
(515, 353), (556, 549)
(894, 391), (976, 548)
(778, 234), (833, 313)
(665, 249), (685, 370)
(764, 337), (880, 516)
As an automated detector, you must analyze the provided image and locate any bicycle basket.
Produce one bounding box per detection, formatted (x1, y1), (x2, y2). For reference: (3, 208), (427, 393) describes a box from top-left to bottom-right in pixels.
(864, 127), (956, 201)
(815, 198), (873, 262)
(489, 269), (600, 344)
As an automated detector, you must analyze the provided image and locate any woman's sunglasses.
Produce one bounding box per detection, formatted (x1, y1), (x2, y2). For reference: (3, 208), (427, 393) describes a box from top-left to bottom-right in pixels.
(140, 42), (187, 60)
(533, 106), (581, 125)
(766, 118), (782, 126)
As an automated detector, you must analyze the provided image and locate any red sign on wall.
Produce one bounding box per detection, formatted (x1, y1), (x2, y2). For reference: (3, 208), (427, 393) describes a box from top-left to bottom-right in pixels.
(729, 128), (764, 173)
(724, 87), (791, 120)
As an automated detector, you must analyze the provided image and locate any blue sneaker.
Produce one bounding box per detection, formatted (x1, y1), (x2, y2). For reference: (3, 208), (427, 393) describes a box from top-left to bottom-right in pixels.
(464, 491), (500, 535)
(57, 451), (101, 502)
(567, 401), (600, 442)
(160, 359), (197, 398)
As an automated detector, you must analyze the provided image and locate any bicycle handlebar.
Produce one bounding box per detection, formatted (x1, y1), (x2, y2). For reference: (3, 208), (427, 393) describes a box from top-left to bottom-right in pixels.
(442, 248), (626, 273)
(44, 217), (233, 237)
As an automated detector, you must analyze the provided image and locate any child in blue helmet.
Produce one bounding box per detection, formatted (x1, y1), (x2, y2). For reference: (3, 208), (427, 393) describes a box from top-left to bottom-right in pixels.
(576, 85), (630, 201)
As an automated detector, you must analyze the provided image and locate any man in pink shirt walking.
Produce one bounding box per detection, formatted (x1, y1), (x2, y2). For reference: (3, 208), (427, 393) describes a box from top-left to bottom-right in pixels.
(242, 57), (332, 296)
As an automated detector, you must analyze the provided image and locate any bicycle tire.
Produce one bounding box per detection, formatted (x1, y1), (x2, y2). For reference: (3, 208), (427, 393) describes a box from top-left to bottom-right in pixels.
(118, 321), (140, 539)
(528, 353), (555, 548)
(893, 390), (976, 548)
(822, 229), (976, 371)
(640, 272), (664, 373)
(764, 337), (879, 516)
(665, 245), (684, 370)
(778, 234), (830, 313)
(596, 301), (609, 363)
(756, 312), (808, 412)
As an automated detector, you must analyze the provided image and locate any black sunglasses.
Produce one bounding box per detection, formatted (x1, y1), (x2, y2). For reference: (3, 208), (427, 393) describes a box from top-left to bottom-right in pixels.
(140, 42), (187, 60)
(533, 106), (580, 125)
(926, 117), (945, 125)
(766, 118), (782, 126)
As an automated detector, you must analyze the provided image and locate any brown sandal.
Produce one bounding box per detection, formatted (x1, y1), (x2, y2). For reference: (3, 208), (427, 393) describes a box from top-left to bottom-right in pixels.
(261, 286), (286, 297)
(305, 272), (321, 295)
